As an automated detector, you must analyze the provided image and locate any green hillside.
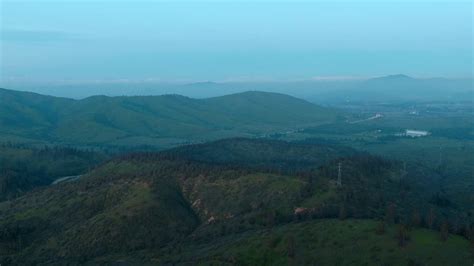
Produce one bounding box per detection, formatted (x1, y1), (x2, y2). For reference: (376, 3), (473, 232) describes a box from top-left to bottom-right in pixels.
(0, 159), (200, 264)
(0, 89), (339, 147)
(0, 139), (472, 265)
(162, 138), (473, 225)
(0, 89), (73, 140)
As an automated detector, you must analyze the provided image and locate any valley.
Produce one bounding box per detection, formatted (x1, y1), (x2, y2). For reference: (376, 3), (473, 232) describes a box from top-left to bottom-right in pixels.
(0, 88), (472, 265)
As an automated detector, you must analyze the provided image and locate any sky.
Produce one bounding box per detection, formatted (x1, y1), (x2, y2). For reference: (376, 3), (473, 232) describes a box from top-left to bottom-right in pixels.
(0, 1), (472, 84)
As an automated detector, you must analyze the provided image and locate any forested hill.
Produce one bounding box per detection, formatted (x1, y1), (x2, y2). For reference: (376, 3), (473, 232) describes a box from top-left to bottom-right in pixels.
(159, 137), (356, 171)
(1, 138), (472, 264)
(0, 88), (339, 147)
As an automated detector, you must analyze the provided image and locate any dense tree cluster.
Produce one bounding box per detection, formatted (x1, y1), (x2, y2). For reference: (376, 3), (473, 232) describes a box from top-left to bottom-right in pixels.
(0, 138), (472, 264)
(0, 144), (107, 200)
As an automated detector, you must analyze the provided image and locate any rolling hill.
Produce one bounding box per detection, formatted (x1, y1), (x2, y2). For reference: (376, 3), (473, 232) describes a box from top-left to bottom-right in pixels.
(0, 88), (339, 147)
(0, 138), (472, 264)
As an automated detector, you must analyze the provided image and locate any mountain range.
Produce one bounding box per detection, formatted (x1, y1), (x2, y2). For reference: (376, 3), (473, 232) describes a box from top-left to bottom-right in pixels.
(0, 88), (338, 147)
(2, 75), (472, 104)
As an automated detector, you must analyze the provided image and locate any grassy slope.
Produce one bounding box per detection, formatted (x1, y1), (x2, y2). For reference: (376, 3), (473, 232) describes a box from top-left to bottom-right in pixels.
(159, 219), (473, 266)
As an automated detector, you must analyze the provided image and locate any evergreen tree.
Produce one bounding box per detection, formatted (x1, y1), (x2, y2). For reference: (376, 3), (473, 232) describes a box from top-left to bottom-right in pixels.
(426, 208), (436, 229)
(411, 209), (421, 228)
(397, 224), (409, 247)
(385, 203), (396, 224)
(440, 221), (449, 242)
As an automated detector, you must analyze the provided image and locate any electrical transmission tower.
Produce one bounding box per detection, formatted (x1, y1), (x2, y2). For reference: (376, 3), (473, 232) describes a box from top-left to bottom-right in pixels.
(438, 146), (443, 168)
(337, 162), (342, 187)
(400, 161), (407, 188)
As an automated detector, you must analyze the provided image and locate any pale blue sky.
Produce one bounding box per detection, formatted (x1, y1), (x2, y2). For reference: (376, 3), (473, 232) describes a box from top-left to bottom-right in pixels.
(1, 1), (472, 83)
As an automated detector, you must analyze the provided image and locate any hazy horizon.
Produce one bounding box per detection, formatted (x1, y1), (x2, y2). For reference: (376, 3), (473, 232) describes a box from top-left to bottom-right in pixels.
(1, 1), (472, 85)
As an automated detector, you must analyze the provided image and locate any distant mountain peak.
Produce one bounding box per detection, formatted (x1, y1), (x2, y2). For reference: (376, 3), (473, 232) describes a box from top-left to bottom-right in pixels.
(208, 90), (304, 101)
(184, 81), (218, 87)
(371, 74), (414, 81)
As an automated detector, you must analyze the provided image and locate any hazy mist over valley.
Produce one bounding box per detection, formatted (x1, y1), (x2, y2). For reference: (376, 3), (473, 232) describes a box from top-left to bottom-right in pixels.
(3, 75), (473, 104)
(0, 1), (472, 265)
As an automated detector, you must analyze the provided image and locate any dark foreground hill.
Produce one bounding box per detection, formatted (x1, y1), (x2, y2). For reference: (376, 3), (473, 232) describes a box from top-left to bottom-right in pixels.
(160, 137), (356, 171)
(0, 139), (472, 265)
(0, 88), (338, 147)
